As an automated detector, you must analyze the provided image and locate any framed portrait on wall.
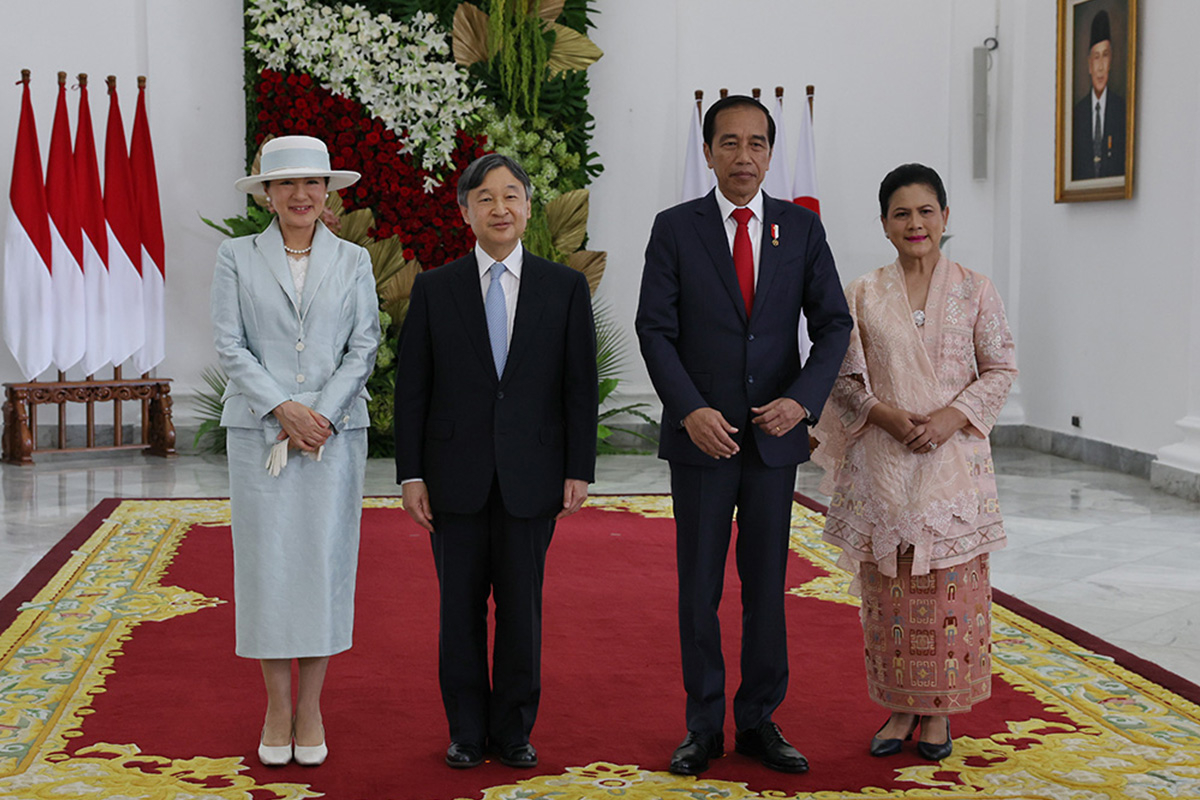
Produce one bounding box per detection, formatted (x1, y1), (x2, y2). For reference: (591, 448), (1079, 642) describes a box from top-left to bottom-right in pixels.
(1055, 0), (1137, 202)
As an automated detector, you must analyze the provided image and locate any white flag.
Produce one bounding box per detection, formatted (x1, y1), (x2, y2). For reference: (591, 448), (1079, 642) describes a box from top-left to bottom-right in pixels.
(681, 99), (714, 201)
(762, 92), (790, 200)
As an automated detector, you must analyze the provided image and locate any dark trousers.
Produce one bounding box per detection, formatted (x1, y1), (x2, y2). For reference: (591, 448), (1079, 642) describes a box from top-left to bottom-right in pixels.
(669, 430), (798, 734)
(430, 478), (554, 747)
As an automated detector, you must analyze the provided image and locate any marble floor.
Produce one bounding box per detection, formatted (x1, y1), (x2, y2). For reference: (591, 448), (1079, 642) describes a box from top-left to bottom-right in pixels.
(2, 446), (1198, 686)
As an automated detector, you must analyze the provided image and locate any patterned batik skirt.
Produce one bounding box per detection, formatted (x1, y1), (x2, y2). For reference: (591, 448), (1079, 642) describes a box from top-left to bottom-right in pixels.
(859, 551), (992, 715)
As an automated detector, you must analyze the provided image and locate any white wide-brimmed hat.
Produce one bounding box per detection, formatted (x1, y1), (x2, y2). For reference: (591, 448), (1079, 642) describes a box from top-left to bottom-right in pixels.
(234, 135), (361, 194)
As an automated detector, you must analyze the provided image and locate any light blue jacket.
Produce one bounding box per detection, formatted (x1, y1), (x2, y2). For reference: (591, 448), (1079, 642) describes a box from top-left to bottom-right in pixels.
(211, 219), (380, 438)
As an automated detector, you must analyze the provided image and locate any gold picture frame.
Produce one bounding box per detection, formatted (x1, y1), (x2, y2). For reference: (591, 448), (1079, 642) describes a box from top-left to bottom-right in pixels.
(1055, 0), (1136, 202)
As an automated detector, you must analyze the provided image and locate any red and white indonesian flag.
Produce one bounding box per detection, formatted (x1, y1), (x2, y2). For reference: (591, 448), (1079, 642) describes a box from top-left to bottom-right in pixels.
(681, 99), (714, 202)
(103, 81), (144, 368)
(130, 81), (164, 374)
(762, 93), (791, 200)
(46, 78), (86, 372)
(791, 96), (820, 215)
(3, 78), (54, 380)
(76, 76), (111, 376)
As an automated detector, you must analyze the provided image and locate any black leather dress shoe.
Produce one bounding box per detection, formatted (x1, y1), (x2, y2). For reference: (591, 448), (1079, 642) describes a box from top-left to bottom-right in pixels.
(498, 742), (538, 768)
(734, 722), (809, 773)
(445, 741), (484, 769)
(669, 731), (724, 776)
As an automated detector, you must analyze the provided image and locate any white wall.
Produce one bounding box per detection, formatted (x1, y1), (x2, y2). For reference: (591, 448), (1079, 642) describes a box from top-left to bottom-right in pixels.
(1, 0), (1196, 468)
(0, 0), (246, 425)
(588, 0), (1007, 408)
(999, 0), (1200, 454)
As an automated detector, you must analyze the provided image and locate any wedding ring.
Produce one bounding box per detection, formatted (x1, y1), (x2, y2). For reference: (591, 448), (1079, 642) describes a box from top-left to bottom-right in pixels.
(928, 442), (938, 451)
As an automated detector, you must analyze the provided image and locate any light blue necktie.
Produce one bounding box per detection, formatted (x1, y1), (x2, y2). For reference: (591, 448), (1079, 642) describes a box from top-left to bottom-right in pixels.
(485, 261), (508, 376)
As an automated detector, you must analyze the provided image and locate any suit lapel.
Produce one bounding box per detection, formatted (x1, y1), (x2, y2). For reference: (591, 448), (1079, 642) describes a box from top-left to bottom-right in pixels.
(449, 255), (499, 382)
(753, 194), (784, 327)
(253, 219), (300, 313)
(502, 255), (548, 384)
(692, 190), (749, 326)
(299, 221), (336, 318)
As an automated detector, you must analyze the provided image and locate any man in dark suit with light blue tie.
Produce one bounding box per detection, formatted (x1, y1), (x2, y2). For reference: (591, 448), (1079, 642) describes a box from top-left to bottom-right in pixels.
(394, 154), (597, 770)
(636, 95), (852, 776)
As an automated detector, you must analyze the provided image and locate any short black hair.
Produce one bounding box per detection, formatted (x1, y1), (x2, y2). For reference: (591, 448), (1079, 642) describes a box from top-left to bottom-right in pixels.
(457, 153), (533, 207)
(878, 163), (947, 217)
(702, 94), (776, 149)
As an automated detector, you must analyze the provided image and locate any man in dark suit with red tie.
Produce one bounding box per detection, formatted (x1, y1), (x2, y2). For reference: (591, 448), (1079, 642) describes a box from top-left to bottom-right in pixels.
(636, 95), (852, 776)
(394, 154), (597, 770)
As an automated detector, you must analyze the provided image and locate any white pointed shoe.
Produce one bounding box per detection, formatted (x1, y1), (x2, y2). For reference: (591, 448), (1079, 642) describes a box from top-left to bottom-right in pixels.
(258, 731), (293, 766)
(294, 727), (327, 766)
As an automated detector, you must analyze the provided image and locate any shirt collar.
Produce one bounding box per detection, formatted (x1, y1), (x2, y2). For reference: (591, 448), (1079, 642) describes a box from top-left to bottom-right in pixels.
(475, 241), (524, 280)
(714, 188), (765, 223)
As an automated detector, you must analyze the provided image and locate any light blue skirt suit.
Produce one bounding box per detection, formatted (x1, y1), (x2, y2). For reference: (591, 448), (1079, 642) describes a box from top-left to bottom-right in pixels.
(211, 219), (380, 659)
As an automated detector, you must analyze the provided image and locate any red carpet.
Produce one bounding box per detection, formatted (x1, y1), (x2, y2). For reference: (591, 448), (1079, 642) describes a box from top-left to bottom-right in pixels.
(2, 495), (1199, 800)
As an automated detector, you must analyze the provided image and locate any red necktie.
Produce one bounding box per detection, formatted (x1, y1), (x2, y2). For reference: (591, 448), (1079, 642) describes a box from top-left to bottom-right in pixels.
(731, 207), (755, 315)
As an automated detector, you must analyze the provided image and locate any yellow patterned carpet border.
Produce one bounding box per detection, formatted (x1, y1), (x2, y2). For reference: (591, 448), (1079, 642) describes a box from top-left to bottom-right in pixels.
(0, 496), (1198, 799)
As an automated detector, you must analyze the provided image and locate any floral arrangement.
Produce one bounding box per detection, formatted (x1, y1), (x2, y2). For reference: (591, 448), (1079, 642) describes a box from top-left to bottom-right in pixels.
(200, 0), (634, 457)
(245, 1), (483, 172)
(253, 68), (483, 267)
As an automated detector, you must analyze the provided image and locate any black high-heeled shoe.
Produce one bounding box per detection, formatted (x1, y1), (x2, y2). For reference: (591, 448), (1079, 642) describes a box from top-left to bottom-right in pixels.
(916, 717), (953, 761)
(869, 715), (918, 757)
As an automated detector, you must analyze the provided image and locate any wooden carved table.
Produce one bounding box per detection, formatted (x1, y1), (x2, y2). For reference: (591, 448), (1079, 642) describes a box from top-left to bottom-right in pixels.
(2, 378), (177, 465)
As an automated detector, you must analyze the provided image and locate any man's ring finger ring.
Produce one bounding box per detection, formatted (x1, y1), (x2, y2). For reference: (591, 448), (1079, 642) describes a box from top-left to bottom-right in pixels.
(929, 442), (937, 451)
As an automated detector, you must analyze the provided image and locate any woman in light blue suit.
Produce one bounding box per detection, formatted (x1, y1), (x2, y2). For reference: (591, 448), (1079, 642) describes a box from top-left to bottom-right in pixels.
(211, 136), (379, 767)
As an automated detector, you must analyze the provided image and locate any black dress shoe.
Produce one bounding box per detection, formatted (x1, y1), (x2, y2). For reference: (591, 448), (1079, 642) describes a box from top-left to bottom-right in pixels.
(917, 718), (953, 761)
(869, 715), (918, 757)
(734, 721), (809, 773)
(498, 742), (538, 768)
(445, 741), (484, 769)
(669, 731), (724, 776)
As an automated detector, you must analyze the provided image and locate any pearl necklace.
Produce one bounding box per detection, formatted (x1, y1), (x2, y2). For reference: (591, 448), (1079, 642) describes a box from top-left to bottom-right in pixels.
(283, 244), (313, 255)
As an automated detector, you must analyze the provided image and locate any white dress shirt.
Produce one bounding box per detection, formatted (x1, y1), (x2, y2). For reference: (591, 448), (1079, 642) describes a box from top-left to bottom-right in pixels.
(475, 241), (522, 349)
(714, 188), (765, 287)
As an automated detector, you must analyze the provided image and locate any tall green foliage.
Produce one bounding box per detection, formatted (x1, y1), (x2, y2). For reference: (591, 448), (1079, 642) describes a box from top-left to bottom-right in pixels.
(486, 0), (550, 117)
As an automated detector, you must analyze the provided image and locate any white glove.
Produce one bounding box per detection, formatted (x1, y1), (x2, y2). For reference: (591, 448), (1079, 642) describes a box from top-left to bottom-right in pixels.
(265, 439), (289, 477)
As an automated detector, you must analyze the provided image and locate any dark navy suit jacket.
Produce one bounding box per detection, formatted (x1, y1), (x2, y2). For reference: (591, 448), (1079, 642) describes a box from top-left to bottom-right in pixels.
(1072, 89), (1126, 181)
(394, 251), (597, 518)
(636, 190), (852, 467)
